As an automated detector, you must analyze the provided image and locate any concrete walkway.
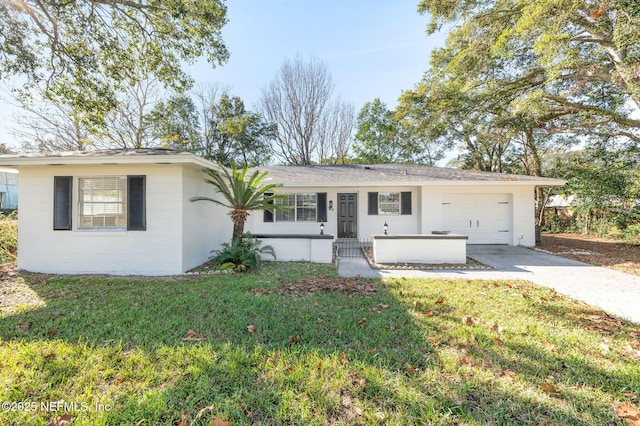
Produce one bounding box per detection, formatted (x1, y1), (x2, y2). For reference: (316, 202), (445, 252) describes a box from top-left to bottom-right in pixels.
(338, 245), (640, 324)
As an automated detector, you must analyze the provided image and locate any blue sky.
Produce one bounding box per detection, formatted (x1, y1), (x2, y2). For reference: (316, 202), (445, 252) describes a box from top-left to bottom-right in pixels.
(189, 0), (446, 110)
(0, 0), (446, 149)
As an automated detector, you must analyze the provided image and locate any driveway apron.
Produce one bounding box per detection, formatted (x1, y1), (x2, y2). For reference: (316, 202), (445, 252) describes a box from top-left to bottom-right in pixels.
(338, 245), (640, 324)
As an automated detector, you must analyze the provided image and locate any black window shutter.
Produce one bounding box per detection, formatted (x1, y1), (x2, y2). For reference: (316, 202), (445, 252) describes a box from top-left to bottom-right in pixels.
(264, 192), (274, 222)
(317, 192), (327, 222)
(368, 192), (378, 215)
(53, 176), (72, 230)
(127, 176), (146, 230)
(401, 192), (412, 215)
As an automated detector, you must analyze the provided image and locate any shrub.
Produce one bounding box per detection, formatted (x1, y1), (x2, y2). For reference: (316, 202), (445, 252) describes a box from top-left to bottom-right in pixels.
(0, 211), (17, 263)
(212, 233), (276, 272)
(623, 223), (640, 244)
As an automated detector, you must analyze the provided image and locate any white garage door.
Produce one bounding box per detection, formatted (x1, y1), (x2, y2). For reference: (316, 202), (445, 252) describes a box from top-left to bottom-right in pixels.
(442, 194), (511, 244)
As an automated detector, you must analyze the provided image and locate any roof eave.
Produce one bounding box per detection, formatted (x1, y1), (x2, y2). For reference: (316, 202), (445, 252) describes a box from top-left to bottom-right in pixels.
(276, 179), (567, 188)
(0, 153), (217, 170)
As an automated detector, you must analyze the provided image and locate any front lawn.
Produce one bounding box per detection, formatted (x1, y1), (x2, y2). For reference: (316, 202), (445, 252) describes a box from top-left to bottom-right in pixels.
(1, 263), (639, 425)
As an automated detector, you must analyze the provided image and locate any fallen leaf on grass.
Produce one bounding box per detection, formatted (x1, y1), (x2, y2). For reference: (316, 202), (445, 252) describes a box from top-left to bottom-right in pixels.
(368, 308), (379, 313)
(46, 414), (73, 426)
(624, 393), (638, 399)
(494, 337), (504, 346)
(539, 383), (560, 394)
(378, 303), (389, 309)
(405, 365), (417, 375)
(191, 404), (216, 424)
(175, 411), (189, 426)
(43, 353), (56, 362)
(16, 321), (31, 330)
(614, 401), (640, 425)
(427, 337), (440, 346)
(502, 370), (517, 379)
(459, 356), (472, 366)
(339, 352), (348, 364)
(47, 329), (58, 337)
(412, 301), (423, 309)
(182, 329), (207, 342)
(247, 325), (255, 334)
(267, 350), (280, 367)
(462, 316), (479, 325)
(541, 340), (555, 350)
(435, 298), (444, 304)
(492, 323), (504, 333)
(210, 416), (232, 426)
(357, 318), (367, 326)
(288, 335), (301, 345)
(424, 309), (434, 317)
(350, 373), (366, 388)
(367, 347), (378, 354)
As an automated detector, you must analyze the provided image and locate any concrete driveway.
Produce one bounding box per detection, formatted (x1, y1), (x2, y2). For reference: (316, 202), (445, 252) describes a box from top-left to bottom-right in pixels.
(338, 245), (640, 324)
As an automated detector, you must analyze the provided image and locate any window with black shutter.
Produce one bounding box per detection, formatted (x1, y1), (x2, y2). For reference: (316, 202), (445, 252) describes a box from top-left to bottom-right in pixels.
(401, 192), (412, 215)
(368, 192), (378, 215)
(53, 176), (72, 230)
(263, 192), (274, 222)
(317, 192), (327, 222)
(127, 176), (146, 230)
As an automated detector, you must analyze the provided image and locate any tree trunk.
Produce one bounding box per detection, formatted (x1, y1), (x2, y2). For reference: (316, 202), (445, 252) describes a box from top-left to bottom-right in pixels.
(230, 209), (248, 242)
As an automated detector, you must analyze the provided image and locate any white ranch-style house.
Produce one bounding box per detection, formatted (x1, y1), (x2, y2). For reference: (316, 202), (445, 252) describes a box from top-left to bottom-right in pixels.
(0, 149), (565, 275)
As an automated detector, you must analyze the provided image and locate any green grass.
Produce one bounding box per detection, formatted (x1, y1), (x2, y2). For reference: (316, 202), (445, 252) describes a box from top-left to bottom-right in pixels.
(1, 263), (639, 425)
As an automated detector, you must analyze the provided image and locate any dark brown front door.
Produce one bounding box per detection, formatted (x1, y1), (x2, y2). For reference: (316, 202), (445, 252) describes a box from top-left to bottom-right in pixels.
(337, 193), (357, 238)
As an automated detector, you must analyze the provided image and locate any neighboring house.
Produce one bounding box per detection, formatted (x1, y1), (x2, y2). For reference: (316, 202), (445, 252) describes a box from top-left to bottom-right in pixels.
(0, 150), (565, 275)
(544, 194), (575, 220)
(0, 171), (18, 209)
(247, 164), (565, 246)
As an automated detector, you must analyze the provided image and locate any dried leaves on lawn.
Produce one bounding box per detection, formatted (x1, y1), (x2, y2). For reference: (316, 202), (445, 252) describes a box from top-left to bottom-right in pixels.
(249, 276), (378, 296)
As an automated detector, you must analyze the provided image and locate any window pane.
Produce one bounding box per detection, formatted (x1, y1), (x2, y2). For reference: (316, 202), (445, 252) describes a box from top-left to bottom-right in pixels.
(296, 193), (317, 221)
(275, 194), (295, 221)
(378, 192), (400, 215)
(79, 177), (127, 229)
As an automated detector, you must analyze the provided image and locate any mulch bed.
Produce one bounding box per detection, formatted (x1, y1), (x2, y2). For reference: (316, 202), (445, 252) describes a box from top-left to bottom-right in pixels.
(538, 232), (640, 276)
(361, 247), (494, 271)
(249, 276), (379, 296)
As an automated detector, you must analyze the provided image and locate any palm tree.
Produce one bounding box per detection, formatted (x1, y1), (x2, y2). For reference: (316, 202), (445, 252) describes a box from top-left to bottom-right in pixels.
(191, 163), (287, 242)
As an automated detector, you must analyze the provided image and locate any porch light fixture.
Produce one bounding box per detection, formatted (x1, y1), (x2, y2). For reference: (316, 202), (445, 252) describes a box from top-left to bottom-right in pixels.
(329, 200), (334, 211)
(320, 222), (325, 235)
(383, 221), (388, 235)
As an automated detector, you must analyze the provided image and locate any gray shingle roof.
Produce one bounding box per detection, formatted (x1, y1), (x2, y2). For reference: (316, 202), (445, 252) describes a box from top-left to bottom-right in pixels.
(0, 148), (185, 159)
(256, 164), (565, 187)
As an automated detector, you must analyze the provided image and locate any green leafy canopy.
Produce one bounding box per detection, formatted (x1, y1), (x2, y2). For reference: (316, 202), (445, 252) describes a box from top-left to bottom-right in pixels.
(0, 0), (229, 125)
(191, 163), (289, 241)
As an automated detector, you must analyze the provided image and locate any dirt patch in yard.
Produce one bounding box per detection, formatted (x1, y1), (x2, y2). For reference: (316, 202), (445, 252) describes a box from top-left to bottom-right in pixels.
(249, 276), (379, 296)
(538, 232), (640, 276)
(0, 263), (48, 316)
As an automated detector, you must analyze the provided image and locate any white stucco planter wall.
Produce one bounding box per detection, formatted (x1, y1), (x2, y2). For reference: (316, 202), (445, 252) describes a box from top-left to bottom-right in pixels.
(372, 234), (468, 264)
(252, 234), (334, 263)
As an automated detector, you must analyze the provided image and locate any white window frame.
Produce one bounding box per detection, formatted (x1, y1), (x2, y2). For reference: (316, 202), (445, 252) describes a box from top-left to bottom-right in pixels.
(78, 176), (127, 229)
(274, 193), (317, 222)
(378, 192), (401, 215)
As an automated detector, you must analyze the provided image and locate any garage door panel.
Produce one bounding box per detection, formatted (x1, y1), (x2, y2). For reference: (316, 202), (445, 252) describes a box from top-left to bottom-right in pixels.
(442, 194), (511, 244)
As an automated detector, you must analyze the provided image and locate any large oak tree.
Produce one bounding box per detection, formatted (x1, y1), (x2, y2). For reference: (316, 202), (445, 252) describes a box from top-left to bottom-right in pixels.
(0, 0), (228, 125)
(408, 0), (640, 145)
